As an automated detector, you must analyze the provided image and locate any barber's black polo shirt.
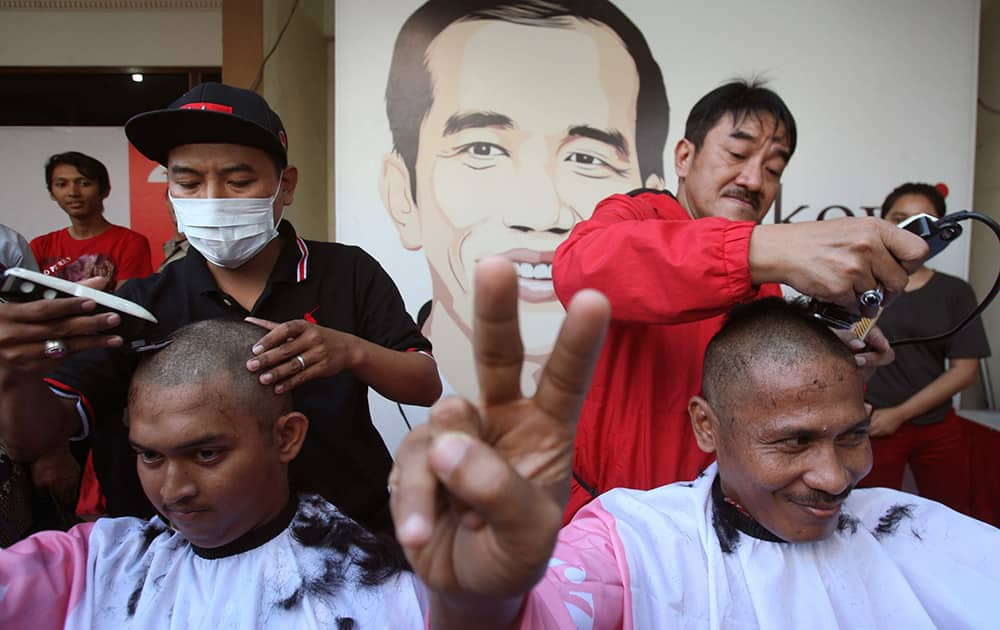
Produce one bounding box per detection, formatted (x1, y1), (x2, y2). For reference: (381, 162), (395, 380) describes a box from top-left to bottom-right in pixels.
(46, 221), (431, 535)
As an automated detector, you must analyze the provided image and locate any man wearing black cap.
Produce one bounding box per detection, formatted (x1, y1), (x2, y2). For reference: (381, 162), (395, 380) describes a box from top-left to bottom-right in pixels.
(0, 83), (441, 535)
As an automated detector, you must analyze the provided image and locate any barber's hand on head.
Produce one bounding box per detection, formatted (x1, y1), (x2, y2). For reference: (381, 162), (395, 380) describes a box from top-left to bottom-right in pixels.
(832, 324), (894, 382)
(244, 317), (361, 393)
(750, 217), (929, 311)
(0, 275), (123, 377)
(389, 258), (609, 620)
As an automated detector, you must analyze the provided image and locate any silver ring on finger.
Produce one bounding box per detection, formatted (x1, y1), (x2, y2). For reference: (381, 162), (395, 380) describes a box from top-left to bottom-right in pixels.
(294, 354), (306, 371)
(858, 286), (884, 309)
(43, 338), (69, 359)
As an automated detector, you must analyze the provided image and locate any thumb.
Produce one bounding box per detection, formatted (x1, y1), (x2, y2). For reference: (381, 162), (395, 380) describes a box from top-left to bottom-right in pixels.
(877, 220), (929, 273)
(429, 432), (559, 533)
(78, 275), (110, 291)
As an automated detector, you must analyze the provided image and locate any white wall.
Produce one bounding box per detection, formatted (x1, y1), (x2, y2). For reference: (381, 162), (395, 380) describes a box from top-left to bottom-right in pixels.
(0, 9), (221, 66)
(969, 0), (1000, 407)
(0, 127), (131, 241)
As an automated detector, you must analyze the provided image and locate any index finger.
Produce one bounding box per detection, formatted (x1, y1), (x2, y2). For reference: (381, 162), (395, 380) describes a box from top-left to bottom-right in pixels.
(246, 318), (301, 355)
(532, 288), (610, 431)
(1, 296), (98, 324)
(473, 258), (525, 406)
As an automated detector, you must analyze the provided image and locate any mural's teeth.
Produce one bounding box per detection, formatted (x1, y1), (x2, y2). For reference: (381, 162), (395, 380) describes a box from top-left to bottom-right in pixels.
(514, 262), (552, 280)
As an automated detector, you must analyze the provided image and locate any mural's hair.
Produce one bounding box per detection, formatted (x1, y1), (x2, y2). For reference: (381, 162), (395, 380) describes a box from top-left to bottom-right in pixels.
(880, 182), (946, 219)
(385, 0), (669, 195)
(684, 78), (798, 159)
(45, 151), (112, 196)
(701, 297), (856, 415)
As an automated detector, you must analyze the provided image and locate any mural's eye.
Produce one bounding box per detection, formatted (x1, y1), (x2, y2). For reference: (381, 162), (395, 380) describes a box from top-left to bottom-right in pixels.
(565, 152), (608, 167)
(461, 142), (508, 158)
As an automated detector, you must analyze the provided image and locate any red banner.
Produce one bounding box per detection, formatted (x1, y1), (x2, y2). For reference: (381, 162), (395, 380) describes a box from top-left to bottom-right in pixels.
(127, 144), (174, 270)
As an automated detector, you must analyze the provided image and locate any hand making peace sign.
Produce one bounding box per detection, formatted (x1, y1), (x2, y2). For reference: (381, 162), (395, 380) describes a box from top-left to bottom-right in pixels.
(389, 257), (610, 629)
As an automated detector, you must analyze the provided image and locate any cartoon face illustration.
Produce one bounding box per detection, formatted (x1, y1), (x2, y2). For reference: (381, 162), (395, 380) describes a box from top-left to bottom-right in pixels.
(381, 1), (668, 395)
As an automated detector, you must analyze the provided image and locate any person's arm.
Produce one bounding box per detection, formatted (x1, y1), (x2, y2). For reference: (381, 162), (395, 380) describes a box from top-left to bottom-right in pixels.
(555, 194), (928, 324)
(0, 523), (94, 627)
(0, 375), (79, 461)
(245, 316), (441, 403)
(343, 338), (439, 404)
(869, 358), (978, 437)
(0, 296), (121, 461)
(0, 228), (39, 271)
(554, 192), (768, 324)
(749, 216), (928, 309)
(246, 247), (441, 403)
(390, 258), (611, 629)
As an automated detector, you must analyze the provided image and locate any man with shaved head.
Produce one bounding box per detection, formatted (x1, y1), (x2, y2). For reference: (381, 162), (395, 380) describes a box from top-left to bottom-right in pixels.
(0, 319), (422, 628)
(391, 296), (1000, 629)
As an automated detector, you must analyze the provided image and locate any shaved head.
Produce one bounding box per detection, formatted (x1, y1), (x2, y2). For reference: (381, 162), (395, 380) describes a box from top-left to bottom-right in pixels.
(702, 297), (858, 420)
(128, 319), (292, 434)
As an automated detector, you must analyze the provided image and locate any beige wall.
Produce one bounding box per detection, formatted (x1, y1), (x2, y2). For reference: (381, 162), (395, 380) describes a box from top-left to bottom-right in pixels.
(222, 0), (262, 88)
(0, 9), (221, 66)
(260, 0), (331, 242)
(968, 0), (1000, 408)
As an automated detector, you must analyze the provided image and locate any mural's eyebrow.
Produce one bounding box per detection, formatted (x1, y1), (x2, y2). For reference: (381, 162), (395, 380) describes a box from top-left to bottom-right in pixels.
(443, 111), (514, 135)
(568, 125), (629, 157)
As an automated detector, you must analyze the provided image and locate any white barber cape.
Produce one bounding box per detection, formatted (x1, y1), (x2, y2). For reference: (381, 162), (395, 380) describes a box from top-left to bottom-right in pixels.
(527, 463), (1000, 629)
(1, 494), (423, 629)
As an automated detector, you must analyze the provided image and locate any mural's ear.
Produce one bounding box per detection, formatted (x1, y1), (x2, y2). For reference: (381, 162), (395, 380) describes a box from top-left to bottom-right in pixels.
(380, 152), (422, 250)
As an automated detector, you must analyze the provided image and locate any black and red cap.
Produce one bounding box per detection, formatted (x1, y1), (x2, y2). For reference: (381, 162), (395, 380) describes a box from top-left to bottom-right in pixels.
(125, 82), (288, 167)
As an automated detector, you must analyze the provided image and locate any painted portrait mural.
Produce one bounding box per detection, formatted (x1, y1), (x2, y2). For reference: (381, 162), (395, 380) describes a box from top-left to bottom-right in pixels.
(335, 0), (980, 452)
(381, 1), (666, 397)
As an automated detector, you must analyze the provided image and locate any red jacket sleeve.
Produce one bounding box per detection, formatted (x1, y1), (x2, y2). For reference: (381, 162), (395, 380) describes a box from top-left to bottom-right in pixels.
(553, 191), (779, 325)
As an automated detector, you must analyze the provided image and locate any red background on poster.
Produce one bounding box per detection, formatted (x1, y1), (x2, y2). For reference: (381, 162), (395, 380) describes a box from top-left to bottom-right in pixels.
(127, 144), (173, 270)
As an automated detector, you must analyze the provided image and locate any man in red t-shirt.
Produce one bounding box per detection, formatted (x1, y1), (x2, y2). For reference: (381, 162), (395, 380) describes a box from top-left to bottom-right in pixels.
(28, 151), (152, 524)
(31, 151), (152, 291)
(554, 79), (930, 523)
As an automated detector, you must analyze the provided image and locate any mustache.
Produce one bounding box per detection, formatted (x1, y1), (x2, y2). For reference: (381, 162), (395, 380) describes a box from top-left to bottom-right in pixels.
(787, 486), (853, 507)
(162, 499), (203, 513)
(722, 186), (760, 211)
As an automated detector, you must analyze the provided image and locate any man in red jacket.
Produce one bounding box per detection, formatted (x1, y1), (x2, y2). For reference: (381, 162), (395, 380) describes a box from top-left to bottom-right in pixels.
(553, 79), (929, 522)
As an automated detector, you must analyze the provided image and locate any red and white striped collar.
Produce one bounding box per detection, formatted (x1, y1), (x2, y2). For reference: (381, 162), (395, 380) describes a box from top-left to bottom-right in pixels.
(294, 235), (309, 283)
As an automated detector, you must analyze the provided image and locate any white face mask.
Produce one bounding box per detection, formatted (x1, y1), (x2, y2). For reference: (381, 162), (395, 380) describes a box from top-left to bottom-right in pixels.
(168, 186), (282, 269)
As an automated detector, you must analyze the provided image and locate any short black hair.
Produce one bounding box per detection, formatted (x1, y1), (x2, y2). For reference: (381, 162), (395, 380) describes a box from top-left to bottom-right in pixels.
(684, 78), (797, 159)
(702, 297), (856, 415)
(385, 0), (669, 195)
(880, 182), (946, 219)
(45, 151), (111, 196)
(128, 319), (292, 436)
